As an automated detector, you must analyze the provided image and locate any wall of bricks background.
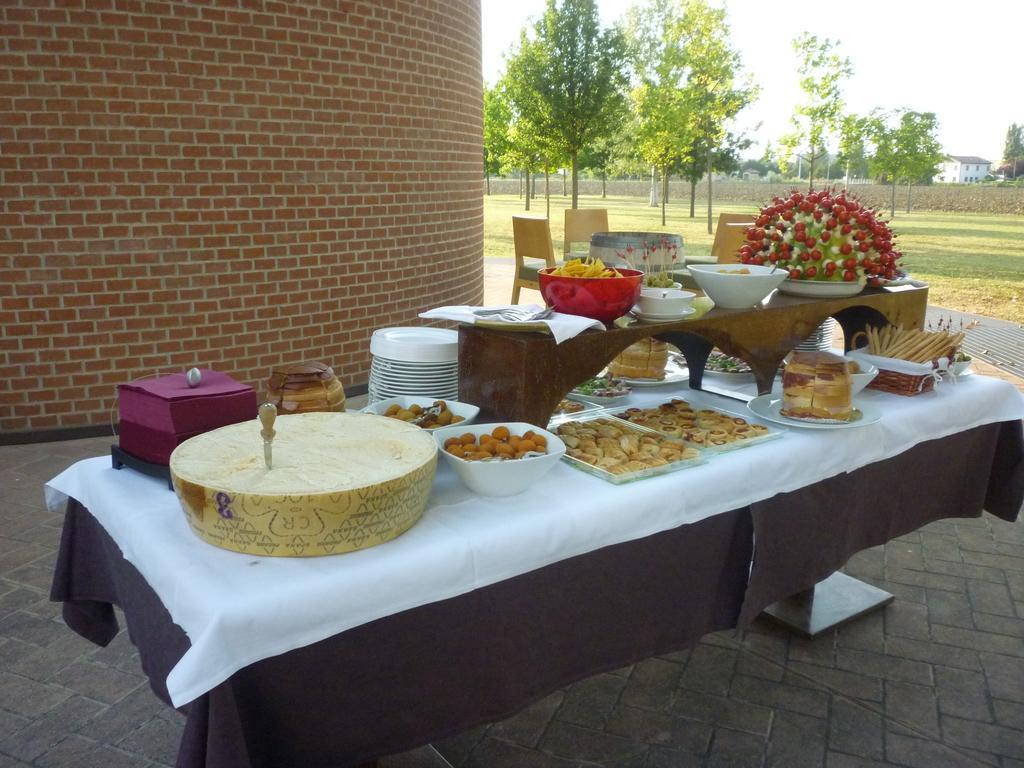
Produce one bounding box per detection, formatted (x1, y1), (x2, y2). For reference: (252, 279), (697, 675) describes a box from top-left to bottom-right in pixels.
(0, 0), (484, 436)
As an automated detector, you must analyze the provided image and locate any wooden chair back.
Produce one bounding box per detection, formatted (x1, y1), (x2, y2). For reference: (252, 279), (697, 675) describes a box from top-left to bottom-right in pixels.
(563, 208), (610, 257)
(511, 216), (556, 303)
(711, 213), (755, 263)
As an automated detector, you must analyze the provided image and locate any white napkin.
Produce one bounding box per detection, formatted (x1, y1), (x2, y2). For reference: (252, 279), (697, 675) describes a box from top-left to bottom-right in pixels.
(419, 304), (605, 344)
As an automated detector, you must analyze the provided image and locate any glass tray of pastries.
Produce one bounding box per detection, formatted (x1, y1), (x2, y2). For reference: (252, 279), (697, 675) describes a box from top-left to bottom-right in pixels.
(551, 414), (706, 485)
(610, 398), (783, 453)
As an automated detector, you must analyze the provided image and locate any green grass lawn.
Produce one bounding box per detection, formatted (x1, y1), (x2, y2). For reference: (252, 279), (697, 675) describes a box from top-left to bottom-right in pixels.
(484, 193), (1024, 324)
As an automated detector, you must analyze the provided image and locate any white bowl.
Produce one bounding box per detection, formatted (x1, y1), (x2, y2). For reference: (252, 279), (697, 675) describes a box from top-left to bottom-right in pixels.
(686, 264), (788, 309)
(845, 360), (879, 396)
(637, 288), (695, 316)
(363, 396), (479, 430)
(432, 422), (566, 497)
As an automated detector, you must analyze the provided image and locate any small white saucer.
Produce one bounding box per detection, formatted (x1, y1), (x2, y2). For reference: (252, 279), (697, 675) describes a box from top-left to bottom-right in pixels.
(631, 306), (696, 324)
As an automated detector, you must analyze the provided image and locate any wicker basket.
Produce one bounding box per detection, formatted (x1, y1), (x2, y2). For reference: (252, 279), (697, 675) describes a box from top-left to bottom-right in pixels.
(867, 365), (938, 396)
(849, 350), (943, 397)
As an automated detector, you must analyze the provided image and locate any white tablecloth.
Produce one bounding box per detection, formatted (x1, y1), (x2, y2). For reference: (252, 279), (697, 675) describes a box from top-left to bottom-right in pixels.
(45, 375), (1023, 707)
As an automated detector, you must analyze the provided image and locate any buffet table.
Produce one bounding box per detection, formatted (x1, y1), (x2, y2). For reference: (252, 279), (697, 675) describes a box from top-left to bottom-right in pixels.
(46, 374), (1024, 768)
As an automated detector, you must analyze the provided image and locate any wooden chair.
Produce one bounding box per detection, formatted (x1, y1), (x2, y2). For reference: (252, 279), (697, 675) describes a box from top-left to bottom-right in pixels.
(711, 213), (755, 263)
(563, 208), (609, 258)
(511, 215), (557, 303)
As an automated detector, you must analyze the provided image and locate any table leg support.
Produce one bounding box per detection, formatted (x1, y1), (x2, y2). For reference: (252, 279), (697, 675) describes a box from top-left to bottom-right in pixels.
(760, 572), (893, 639)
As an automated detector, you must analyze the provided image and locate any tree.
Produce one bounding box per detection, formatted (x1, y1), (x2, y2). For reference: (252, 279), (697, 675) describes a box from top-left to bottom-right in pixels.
(678, 0), (756, 233)
(869, 110), (944, 216)
(778, 34), (852, 192)
(837, 113), (873, 183)
(622, 0), (689, 222)
(578, 135), (615, 198)
(483, 84), (512, 195)
(1003, 123), (1023, 180)
(504, 0), (628, 209)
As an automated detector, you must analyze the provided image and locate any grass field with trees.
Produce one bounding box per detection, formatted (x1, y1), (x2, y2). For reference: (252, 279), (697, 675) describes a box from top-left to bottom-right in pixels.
(484, 194), (1024, 324)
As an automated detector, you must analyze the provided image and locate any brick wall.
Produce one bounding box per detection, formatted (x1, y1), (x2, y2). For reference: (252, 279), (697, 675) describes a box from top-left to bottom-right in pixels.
(0, 0), (484, 437)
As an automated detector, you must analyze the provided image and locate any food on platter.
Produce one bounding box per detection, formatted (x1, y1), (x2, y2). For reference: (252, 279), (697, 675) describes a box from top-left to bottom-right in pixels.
(703, 350), (753, 375)
(554, 418), (699, 475)
(613, 399), (772, 447)
(382, 399), (465, 429)
(554, 398), (587, 415)
(781, 351), (853, 422)
(571, 375), (632, 399)
(608, 338), (668, 381)
(442, 425), (548, 461)
(853, 324), (964, 364)
(266, 361), (346, 414)
(169, 412), (436, 556)
(739, 188), (902, 285)
(550, 256), (623, 279)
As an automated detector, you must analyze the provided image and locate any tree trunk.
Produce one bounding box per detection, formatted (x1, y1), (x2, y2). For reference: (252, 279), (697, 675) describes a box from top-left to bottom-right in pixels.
(890, 178), (896, 218)
(649, 166), (659, 207)
(661, 167), (668, 226)
(706, 147), (713, 235)
(906, 181), (912, 213)
(562, 171), (566, 197)
(524, 170), (531, 211)
(571, 151), (579, 210)
(545, 168), (551, 220)
(689, 179), (696, 218)
(601, 172), (606, 198)
(518, 173), (522, 199)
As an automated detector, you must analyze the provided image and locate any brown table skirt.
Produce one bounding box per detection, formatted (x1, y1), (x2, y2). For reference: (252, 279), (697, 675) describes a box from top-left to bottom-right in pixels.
(48, 420), (1022, 768)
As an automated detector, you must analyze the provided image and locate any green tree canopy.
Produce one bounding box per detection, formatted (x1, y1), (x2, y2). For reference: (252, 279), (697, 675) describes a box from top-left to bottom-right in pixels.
(1003, 123), (1023, 179)
(503, 0), (628, 209)
(778, 33), (852, 190)
(869, 110), (944, 216)
(483, 84), (513, 195)
(679, 0), (756, 232)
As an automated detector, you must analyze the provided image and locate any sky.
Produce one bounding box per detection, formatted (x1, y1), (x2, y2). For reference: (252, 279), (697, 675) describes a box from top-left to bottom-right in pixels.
(481, 0), (1024, 166)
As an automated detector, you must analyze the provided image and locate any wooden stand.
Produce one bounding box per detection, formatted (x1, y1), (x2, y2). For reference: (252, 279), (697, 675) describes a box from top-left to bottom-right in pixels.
(459, 286), (928, 424)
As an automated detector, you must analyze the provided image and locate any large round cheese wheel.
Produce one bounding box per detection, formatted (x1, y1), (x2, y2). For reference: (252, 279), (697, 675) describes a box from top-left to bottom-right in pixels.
(170, 412), (437, 556)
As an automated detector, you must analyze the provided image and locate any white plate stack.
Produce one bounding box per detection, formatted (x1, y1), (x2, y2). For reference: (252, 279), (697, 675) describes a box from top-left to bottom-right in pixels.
(368, 327), (459, 404)
(795, 317), (839, 352)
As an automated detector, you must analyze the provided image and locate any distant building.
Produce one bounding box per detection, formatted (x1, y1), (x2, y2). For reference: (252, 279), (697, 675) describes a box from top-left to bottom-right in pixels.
(935, 156), (992, 183)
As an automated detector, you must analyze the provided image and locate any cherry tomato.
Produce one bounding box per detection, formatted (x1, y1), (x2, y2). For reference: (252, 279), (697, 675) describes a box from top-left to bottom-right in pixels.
(840, 243), (853, 255)
(843, 270), (856, 282)
(804, 237), (816, 249)
(843, 257), (857, 269)
(819, 231), (831, 242)
(805, 266), (817, 278)
(810, 249), (822, 261)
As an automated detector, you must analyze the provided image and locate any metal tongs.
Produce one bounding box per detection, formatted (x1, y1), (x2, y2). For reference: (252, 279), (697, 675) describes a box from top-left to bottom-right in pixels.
(258, 402), (277, 470)
(410, 403), (443, 427)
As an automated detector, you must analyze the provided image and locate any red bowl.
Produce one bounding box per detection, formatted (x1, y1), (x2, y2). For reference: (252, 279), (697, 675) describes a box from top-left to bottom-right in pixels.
(538, 267), (643, 324)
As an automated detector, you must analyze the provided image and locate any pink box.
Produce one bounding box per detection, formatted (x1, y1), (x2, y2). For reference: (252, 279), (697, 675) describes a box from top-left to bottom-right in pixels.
(118, 369), (257, 464)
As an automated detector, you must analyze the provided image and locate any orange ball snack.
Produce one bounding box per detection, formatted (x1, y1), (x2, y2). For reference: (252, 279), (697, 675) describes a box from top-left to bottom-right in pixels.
(445, 426), (548, 462)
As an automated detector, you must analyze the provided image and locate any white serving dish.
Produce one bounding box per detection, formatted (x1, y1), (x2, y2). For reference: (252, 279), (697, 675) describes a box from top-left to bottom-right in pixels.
(844, 358), (879, 396)
(747, 394), (881, 429)
(432, 422), (565, 497)
(637, 288), (695, 316)
(778, 276), (867, 298)
(686, 264), (788, 309)
(363, 396), (479, 429)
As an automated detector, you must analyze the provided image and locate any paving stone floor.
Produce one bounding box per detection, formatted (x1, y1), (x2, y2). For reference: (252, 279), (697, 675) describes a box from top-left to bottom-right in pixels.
(1, 427), (1023, 767)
